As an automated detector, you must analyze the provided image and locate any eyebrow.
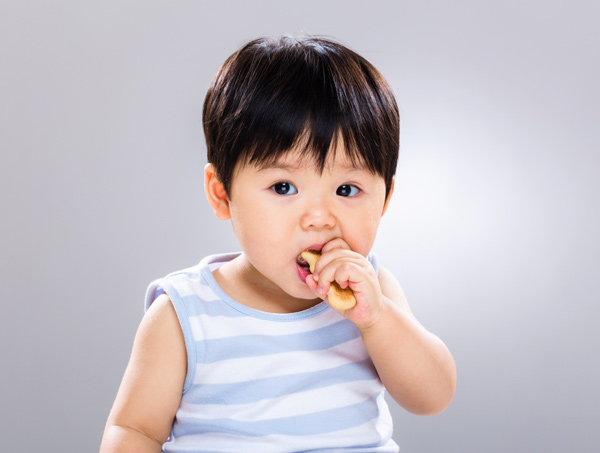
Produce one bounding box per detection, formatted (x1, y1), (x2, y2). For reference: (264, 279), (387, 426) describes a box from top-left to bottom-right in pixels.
(256, 162), (302, 172)
(256, 159), (371, 174)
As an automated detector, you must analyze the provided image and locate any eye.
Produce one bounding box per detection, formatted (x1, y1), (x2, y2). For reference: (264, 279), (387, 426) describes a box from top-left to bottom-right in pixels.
(271, 182), (298, 195)
(336, 184), (360, 197)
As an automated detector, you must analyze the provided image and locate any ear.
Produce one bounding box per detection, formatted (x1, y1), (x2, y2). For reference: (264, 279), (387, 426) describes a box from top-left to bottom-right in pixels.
(204, 163), (231, 220)
(381, 177), (395, 216)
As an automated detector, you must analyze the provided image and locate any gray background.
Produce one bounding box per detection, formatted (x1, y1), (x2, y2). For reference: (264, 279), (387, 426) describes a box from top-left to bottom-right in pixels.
(1, 1), (598, 452)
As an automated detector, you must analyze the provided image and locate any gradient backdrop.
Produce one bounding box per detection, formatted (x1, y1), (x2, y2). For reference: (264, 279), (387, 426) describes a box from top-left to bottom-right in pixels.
(1, 1), (599, 451)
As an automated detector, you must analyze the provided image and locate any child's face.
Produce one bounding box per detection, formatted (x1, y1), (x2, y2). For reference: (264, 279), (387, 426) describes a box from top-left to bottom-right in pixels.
(225, 146), (391, 303)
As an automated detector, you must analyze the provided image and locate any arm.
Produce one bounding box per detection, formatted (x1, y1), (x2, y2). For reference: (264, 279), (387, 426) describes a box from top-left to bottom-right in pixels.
(361, 265), (456, 415)
(100, 294), (187, 452)
(307, 241), (456, 415)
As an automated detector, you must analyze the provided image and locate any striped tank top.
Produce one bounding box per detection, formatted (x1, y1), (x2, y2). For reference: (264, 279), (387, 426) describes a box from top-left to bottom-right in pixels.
(145, 252), (399, 452)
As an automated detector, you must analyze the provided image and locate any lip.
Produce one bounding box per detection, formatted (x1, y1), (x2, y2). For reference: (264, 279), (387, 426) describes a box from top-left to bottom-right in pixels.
(296, 262), (312, 284)
(304, 243), (324, 252)
(296, 244), (323, 284)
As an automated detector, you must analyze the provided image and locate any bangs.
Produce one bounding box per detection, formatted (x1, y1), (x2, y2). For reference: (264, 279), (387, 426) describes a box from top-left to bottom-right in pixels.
(203, 36), (399, 195)
(242, 123), (369, 174)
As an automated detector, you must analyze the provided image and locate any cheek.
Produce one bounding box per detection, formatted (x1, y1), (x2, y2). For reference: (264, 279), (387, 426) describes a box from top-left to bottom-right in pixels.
(230, 202), (291, 248)
(345, 208), (383, 254)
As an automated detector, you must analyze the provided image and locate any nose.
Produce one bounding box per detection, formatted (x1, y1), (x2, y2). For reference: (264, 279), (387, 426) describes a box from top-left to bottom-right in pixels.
(300, 196), (337, 230)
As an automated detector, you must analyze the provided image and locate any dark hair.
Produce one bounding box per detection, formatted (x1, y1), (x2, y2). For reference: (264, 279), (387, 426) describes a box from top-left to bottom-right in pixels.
(203, 35), (399, 198)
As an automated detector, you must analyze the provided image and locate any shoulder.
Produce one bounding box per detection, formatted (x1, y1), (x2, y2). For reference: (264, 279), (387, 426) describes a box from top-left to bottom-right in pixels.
(136, 294), (187, 377)
(132, 294), (187, 396)
(138, 294), (186, 360)
(145, 253), (240, 311)
(144, 293), (179, 325)
(377, 264), (414, 316)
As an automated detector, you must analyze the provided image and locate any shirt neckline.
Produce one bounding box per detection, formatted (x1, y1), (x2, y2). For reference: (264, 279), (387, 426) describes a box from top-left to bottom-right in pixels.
(199, 252), (331, 322)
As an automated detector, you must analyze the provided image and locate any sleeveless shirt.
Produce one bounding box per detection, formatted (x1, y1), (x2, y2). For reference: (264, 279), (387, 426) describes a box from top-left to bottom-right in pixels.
(145, 252), (399, 452)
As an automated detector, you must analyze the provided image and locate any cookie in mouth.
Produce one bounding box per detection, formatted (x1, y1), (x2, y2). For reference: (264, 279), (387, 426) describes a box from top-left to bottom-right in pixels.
(297, 250), (357, 310)
(296, 250), (317, 284)
(297, 250), (320, 272)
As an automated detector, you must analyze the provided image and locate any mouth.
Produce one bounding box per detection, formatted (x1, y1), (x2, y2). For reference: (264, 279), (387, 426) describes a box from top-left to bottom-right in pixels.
(296, 249), (319, 283)
(296, 248), (326, 285)
(297, 254), (311, 270)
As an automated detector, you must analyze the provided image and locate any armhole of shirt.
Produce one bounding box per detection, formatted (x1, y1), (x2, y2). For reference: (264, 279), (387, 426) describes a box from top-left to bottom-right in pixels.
(144, 279), (198, 394)
(368, 252), (379, 275)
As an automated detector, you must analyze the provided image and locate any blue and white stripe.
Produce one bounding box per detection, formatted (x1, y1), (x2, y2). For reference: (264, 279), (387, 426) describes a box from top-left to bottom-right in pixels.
(145, 253), (398, 453)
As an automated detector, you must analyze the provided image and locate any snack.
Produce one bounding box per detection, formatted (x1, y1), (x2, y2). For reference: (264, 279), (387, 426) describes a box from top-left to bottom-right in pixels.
(298, 250), (357, 310)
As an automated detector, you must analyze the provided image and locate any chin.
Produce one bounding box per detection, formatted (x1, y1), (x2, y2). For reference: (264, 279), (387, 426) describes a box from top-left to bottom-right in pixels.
(287, 284), (318, 302)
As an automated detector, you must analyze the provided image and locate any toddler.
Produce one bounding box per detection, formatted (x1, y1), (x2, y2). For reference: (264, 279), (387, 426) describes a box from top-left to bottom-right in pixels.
(101, 35), (456, 452)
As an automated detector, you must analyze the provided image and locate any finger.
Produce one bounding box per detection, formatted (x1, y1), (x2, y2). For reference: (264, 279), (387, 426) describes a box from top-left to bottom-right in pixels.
(305, 274), (328, 299)
(320, 238), (351, 254)
(332, 261), (362, 287)
(315, 257), (364, 293)
(312, 250), (366, 279)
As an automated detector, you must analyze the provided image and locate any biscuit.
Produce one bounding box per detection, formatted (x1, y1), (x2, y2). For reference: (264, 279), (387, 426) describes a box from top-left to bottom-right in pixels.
(299, 250), (357, 310)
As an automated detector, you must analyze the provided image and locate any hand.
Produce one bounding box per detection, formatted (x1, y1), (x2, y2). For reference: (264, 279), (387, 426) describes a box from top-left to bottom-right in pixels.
(305, 238), (384, 330)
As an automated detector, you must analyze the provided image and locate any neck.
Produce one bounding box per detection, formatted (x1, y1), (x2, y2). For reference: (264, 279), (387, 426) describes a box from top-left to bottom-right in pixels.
(213, 254), (321, 314)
